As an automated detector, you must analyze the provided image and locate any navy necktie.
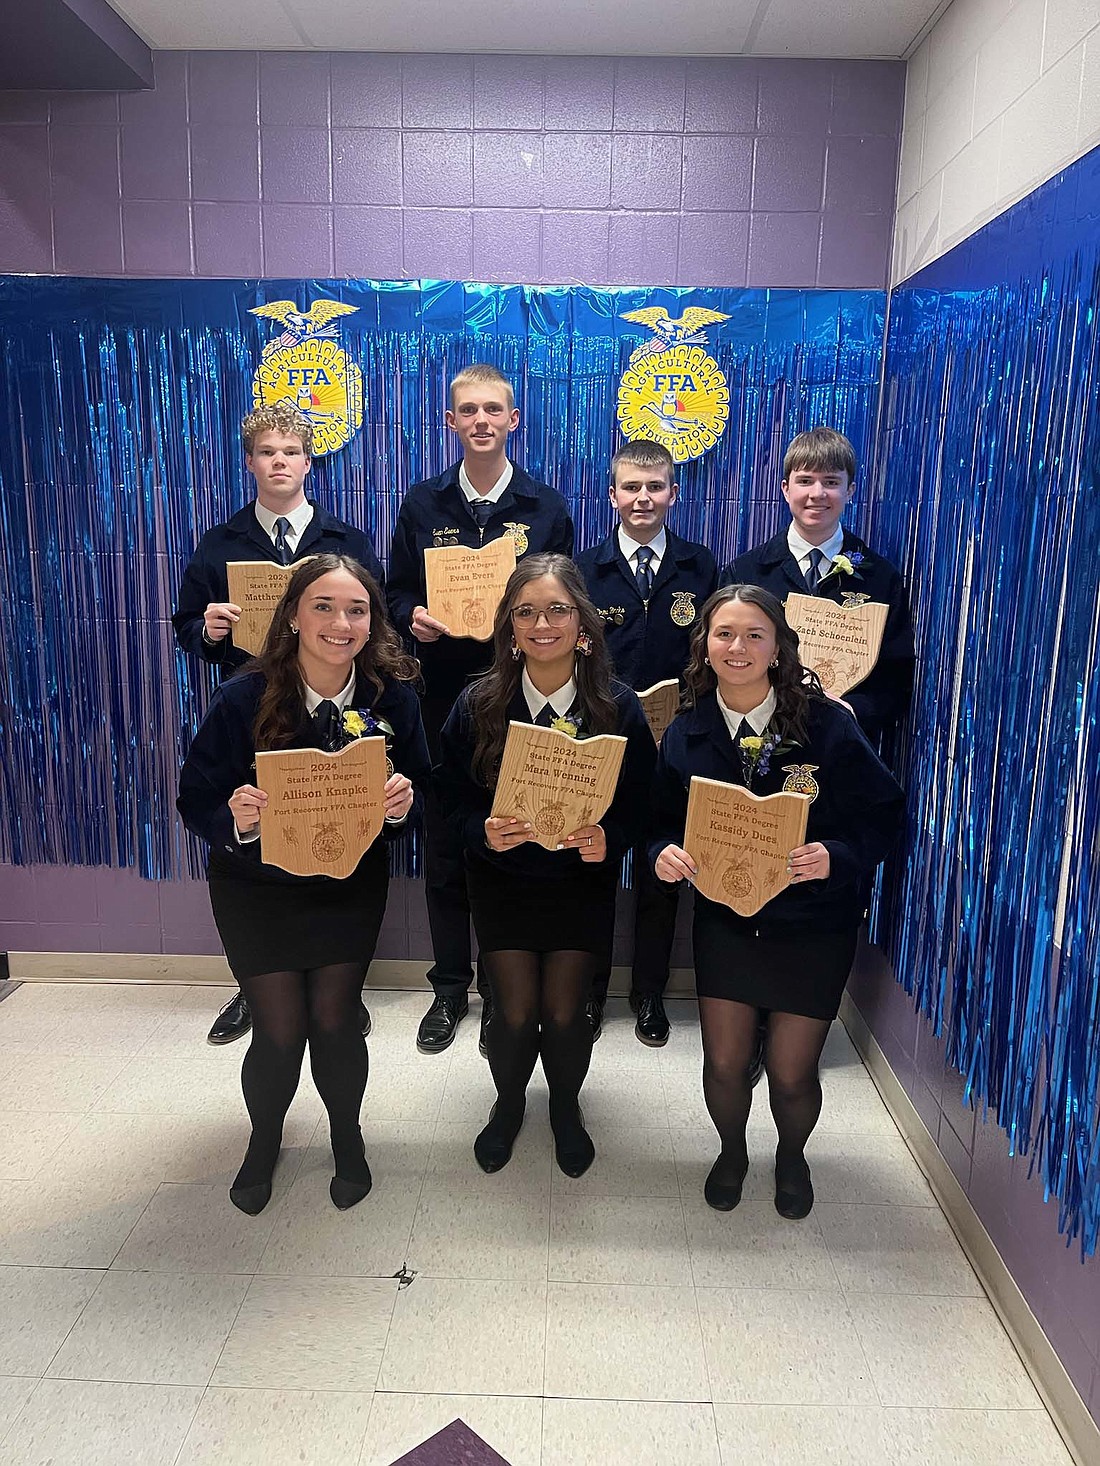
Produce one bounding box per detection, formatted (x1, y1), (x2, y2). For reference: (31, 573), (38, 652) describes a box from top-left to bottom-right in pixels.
(313, 699), (342, 751)
(470, 497), (494, 530)
(805, 547), (826, 592)
(534, 703), (557, 727)
(635, 545), (654, 600)
(273, 516), (293, 566)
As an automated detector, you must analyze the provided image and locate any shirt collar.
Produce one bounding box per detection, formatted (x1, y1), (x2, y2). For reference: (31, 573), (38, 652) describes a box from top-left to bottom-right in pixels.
(617, 525), (667, 564)
(521, 666), (577, 721)
(303, 669), (356, 716)
(717, 685), (777, 739)
(458, 460), (514, 504)
(787, 522), (844, 567)
(255, 498), (314, 540)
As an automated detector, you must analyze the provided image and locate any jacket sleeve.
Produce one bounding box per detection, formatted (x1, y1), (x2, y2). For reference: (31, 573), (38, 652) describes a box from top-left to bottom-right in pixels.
(172, 543), (229, 665)
(385, 504), (421, 639)
(434, 691), (494, 853)
(551, 498), (575, 557)
(599, 691), (657, 863)
(384, 683), (432, 838)
(646, 719), (691, 876)
(817, 721), (905, 891)
(844, 570), (914, 739)
(701, 548), (720, 600)
(176, 689), (256, 858)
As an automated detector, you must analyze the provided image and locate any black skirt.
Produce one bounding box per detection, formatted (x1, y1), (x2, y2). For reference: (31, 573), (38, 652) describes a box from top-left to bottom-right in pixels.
(692, 894), (858, 1021)
(208, 843), (388, 980)
(466, 852), (616, 955)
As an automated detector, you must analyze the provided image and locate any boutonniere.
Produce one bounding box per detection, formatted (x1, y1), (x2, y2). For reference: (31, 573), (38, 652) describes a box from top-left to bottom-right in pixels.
(550, 715), (582, 739)
(738, 730), (797, 787)
(341, 708), (394, 743)
(819, 550), (864, 584)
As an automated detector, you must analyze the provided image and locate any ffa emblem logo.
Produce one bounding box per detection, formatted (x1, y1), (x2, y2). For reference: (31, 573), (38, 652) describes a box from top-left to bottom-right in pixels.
(781, 764), (820, 802)
(841, 592), (871, 609)
(617, 307), (731, 464)
(502, 521), (531, 555)
(432, 527), (461, 547)
(599, 605), (626, 627)
(249, 298), (363, 456)
(669, 591), (697, 627)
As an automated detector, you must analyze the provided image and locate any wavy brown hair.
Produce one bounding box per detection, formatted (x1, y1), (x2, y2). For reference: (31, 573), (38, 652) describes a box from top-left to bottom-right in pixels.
(467, 553), (619, 785)
(682, 584), (824, 745)
(252, 554), (419, 751)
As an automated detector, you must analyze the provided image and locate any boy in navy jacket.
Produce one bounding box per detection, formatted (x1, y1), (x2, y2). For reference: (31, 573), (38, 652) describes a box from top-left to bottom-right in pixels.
(173, 403), (384, 1045)
(386, 365), (574, 1054)
(576, 440), (717, 1046)
(721, 427), (913, 742)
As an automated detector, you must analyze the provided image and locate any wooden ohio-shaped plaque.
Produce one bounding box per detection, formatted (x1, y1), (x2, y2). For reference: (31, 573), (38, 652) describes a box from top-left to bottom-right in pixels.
(491, 722), (627, 851)
(684, 776), (810, 917)
(226, 560), (302, 657)
(255, 736), (388, 879)
(424, 537), (517, 641)
(637, 678), (681, 744)
(784, 592), (889, 697)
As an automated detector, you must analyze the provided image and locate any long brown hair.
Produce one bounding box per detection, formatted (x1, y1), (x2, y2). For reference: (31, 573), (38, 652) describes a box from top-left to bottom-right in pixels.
(467, 553), (619, 785)
(252, 554), (419, 751)
(682, 584), (824, 745)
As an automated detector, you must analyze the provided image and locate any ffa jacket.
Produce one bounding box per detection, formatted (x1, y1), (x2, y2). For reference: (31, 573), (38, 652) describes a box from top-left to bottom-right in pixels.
(721, 530), (914, 740)
(648, 692), (903, 934)
(177, 669), (430, 885)
(576, 529), (718, 690)
(386, 463), (574, 710)
(436, 681), (657, 880)
(172, 502), (386, 672)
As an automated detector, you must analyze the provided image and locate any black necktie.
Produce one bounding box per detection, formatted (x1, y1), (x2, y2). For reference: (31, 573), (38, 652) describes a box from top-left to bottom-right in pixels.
(470, 498), (494, 530)
(274, 516), (293, 566)
(736, 718), (754, 743)
(534, 703), (557, 728)
(805, 547), (825, 592)
(635, 545), (654, 600)
(313, 699), (342, 751)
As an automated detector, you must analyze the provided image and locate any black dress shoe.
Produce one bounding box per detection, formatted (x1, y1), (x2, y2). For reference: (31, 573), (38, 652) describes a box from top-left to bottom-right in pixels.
(207, 992), (251, 1046)
(359, 1000), (372, 1037)
(586, 998), (604, 1043)
(478, 998), (493, 1058)
(630, 992), (670, 1047)
(474, 1101), (524, 1173)
(775, 1154), (814, 1219)
(704, 1156), (747, 1212)
(330, 1169), (373, 1209)
(229, 1180), (272, 1215)
(747, 1019), (767, 1088)
(416, 994), (468, 1053)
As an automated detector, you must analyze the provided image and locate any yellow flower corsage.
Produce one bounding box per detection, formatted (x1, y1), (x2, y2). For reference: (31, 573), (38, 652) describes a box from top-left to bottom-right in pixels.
(342, 710), (368, 737)
(551, 716), (580, 739)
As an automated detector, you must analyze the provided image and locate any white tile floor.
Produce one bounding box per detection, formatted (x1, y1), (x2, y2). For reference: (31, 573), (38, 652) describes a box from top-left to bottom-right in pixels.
(0, 982), (1075, 1466)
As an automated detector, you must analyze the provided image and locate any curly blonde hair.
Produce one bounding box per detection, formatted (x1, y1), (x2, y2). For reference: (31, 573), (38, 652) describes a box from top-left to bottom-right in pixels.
(242, 403), (315, 456)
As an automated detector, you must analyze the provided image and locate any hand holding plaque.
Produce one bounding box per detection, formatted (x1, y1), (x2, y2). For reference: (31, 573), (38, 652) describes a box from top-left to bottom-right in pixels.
(491, 722), (626, 851)
(226, 561), (303, 657)
(637, 679), (681, 744)
(255, 737), (388, 878)
(424, 537), (517, 641)
(784, 592), (889, 697)
(684, 776), (810, 917)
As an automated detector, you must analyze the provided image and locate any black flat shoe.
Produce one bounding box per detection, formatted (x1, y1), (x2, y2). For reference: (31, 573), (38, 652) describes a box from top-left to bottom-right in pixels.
(474, 1102), (524, 1174)
(630, 992), (670, 1047)
(330, 1171), (373, 1209)
(229, 1180), (272, 1215)
(359, 1001), (372, 1037)
(208, 992), (251, 1046)
(552, 1105), (594, 1178)
(586, 999), (604, 1043)
(775, 1154), (814, 1220)
(704, 1156), (747, 1212)
(416, 995), (468, 1054)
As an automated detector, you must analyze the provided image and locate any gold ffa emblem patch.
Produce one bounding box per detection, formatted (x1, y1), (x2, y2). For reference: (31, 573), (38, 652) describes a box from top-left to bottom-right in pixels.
(502, 522), (531, 555)
(249, 298), (363, 456)
(840, 592), (871, 609)
(669, 591), (697, 627)
(781, 764), (820, 802)
(432, 527), (460, 547)
(616, 307), (731, 464)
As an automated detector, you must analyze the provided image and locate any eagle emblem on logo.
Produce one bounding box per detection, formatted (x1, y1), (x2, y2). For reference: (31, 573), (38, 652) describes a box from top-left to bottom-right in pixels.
(669, 591), (697, 627)
(502, 522), (531, 555)
(781, 764), (820, 802)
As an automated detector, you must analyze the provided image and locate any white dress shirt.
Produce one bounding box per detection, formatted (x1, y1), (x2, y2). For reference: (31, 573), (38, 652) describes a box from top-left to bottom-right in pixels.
(458, 460), (513, 505)
(787, 523), (845, 583)
(618, 525), (667, 580)
(521, 667), (577, 721)
(255, 497), (314, 557)
(717, 685), (777, 741)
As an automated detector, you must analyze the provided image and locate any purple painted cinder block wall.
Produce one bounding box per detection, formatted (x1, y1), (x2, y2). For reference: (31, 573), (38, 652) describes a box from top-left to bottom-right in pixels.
(0, 50), (903, 287)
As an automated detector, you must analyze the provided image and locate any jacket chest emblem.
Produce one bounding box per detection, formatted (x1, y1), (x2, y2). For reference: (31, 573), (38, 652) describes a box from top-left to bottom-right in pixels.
(669, 590), (697, 627)
(502, 521), (530, 555)
(781, 764), (820, 802)
(598, 605), (626, 627)
(432, 527), (460, 547)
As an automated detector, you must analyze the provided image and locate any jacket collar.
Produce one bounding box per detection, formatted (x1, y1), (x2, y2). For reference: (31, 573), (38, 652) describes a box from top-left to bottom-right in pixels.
(431, 460), (542, 505)
(224, 500), (346, 559)
(591, 526), (700, 599)
(682, 690), (741, 767)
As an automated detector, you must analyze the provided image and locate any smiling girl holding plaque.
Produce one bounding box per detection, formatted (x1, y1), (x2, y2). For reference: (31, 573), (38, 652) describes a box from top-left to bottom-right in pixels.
(436, 554), (656, 1178)
(650, 586), (903, 1218)
(178, 556), (429, 1216)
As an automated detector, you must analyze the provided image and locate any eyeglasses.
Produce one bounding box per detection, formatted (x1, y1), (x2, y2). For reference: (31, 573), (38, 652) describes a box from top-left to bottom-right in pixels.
(510, 603), (578, 628)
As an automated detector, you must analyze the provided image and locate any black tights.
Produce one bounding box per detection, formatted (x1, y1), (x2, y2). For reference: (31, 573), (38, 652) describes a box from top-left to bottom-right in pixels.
(480, 949), (595, 1138)
(234, 963), (370, 1188)
(699, 997), (831, 1187)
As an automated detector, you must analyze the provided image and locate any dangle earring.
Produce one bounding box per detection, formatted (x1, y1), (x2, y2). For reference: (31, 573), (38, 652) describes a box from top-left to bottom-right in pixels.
(510, 638), (521, 661)
(575, 630), (593, 657)
(290, 623), (299, 635)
